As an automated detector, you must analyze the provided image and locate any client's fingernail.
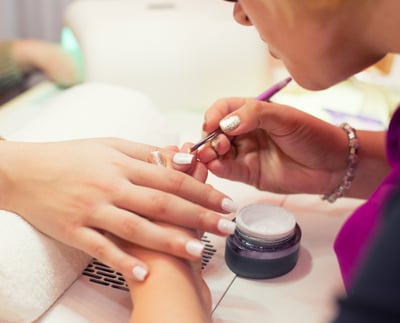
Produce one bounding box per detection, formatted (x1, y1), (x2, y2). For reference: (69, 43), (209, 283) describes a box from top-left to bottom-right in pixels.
(218, 219), (236, 235)
(185, 240), (204, 257)
(132, 265), (148, 281)
(211, 138), (219, 151)
(151, 150), (166, 167)
(173, 152), (194, 165)
(220, 115), (240, 132)
(221, 198), (238, 213)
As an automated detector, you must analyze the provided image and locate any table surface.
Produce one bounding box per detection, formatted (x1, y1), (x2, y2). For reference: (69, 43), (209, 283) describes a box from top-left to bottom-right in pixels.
(0, 83), (365, 323)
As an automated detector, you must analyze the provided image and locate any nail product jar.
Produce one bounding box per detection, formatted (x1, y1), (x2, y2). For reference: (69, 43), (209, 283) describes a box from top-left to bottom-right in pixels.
(225, 203), (301, 279)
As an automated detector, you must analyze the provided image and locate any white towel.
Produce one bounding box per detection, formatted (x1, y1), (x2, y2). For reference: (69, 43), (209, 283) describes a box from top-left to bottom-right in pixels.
(0, 82), (178, 322)
(0, 211), (91, 323)
(6, 82), (177, 145)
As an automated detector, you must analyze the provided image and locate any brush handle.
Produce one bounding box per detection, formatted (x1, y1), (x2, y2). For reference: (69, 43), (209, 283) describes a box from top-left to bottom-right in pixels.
(189, 76), (292, 152)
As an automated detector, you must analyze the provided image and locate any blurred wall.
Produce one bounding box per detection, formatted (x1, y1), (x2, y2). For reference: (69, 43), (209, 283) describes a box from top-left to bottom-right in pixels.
(0, 0), (73, 41)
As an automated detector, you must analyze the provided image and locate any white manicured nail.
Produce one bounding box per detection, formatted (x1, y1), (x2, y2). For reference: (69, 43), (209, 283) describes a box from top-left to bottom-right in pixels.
(211, 138), (219, 151)
(219, 115), (240, 132)
(151, 150), (165, 166)
(173, 152), (194, 165)
(221, 198), (238, 213)
(185, 240), (204, 257)
(218, 219), (236, 235)
(132, 266), (148, 281)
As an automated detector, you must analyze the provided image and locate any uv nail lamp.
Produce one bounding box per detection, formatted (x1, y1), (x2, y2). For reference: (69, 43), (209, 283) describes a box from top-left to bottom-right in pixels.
(62, 0), (270, 111)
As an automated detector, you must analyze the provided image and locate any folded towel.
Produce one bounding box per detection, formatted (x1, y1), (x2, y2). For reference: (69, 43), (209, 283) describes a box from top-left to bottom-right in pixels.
(0, 210), (91, 323)
(0, 82), (178, 322)
(6, 82), (177, 145)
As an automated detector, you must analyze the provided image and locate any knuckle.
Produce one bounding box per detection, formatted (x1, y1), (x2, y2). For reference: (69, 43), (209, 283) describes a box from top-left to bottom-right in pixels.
(248, 99), (263, 114)
(162, 237), (177, 254)
(120, 216), (145, 237)
(104, 179), (126, 199)
(89, 242), (108, 260)
(165, 170), (186, 193)
(148, 193), (168, 216)
(204, 183), (217, 197)
(193, 209), (215, 230)
(200, 183), (220, 206)
(113, 255), (132, 275)
(162, 232), (191, 257)
(60, 214), (86, 238)
(81, 204), (101, 225)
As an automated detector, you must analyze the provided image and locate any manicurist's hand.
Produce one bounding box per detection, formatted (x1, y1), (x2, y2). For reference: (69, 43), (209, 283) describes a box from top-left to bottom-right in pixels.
(0, 138), (236, 281)
(198, 97), (353, 196)
(11, 39), (82, 87)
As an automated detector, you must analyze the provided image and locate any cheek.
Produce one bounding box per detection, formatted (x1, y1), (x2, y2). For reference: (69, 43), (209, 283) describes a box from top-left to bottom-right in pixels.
(247, 8), (356, 89)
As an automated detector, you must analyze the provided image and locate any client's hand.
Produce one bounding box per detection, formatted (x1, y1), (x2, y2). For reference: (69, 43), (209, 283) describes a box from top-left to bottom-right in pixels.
(115, 222), (212, 323)
(0, 138), (236, 281)
(151, 143), (209, 183)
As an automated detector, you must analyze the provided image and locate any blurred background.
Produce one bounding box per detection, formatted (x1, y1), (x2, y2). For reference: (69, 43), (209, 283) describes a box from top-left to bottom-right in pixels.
(1, 0), (400, 128)
(0, 0), (72, 41)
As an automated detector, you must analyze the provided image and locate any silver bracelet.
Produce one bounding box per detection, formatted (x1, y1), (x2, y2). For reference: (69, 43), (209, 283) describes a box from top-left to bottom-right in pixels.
(322, 122), (359, 203)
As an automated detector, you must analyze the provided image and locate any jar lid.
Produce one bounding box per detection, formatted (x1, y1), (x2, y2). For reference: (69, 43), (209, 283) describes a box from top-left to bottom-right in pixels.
(235, 203), (296, 242)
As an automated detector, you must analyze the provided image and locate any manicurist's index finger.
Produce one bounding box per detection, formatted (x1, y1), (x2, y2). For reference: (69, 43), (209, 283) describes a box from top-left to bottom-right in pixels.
(203, 97), (247, 133)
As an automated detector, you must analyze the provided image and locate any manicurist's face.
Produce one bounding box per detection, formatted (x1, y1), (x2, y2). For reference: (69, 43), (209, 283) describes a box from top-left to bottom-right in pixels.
(230, 0), (384, 90)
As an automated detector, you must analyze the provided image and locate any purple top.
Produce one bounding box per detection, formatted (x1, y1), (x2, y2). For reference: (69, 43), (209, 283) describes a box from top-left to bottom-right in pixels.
(334, 106), (400, 290)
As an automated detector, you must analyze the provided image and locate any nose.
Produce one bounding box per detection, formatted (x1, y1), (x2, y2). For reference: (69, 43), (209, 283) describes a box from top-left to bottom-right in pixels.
(233, 3), (252, 26)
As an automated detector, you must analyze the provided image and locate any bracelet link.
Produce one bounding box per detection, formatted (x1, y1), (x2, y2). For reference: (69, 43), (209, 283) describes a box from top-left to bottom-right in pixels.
(322, 122), (359, 203)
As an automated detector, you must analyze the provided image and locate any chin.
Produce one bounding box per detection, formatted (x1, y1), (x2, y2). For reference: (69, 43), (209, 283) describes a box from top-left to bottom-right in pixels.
(297, 78), (334, 91)
(289, 69), (349, 91)
(268, 48), (279, 59)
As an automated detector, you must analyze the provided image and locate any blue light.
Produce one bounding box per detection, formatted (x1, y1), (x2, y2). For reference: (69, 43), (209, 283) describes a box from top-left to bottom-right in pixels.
(60, 27), (84, 80)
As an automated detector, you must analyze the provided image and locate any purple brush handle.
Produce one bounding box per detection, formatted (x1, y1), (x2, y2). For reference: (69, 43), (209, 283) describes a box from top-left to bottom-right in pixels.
(189, 76), (292, 152)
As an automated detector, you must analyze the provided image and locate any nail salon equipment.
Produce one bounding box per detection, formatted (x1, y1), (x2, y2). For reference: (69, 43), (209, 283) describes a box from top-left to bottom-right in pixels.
(225, 203), (301, 279)
(189, 77), (292, 152)
(62, 0), (270, 112)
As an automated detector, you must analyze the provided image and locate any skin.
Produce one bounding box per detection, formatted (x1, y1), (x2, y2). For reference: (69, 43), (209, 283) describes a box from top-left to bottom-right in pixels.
(118, 223), (212, 323)
(0, 138), (235, 280)
(10, 39), (82, 87)
(233, 0), (383, 90)
(198, 0), (398, 199)
(0, 42), (237, 280)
